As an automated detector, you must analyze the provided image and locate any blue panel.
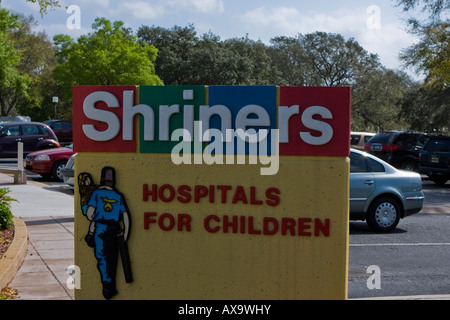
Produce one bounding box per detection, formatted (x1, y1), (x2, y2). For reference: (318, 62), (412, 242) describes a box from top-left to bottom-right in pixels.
(207, 86), (277, 155)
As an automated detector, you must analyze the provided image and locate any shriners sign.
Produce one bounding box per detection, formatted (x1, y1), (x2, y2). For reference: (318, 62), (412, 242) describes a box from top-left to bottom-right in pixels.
(73, 85), (350, 157)
(73, 85), (351, 300)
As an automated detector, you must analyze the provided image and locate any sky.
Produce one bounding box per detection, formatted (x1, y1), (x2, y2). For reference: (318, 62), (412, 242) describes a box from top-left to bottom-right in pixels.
(2, 0), (423, 79)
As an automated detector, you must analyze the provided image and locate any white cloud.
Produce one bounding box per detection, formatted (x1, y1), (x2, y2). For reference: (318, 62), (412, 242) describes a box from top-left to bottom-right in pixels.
(167, 0), (224, 14)
(240, 6), (419, 71)
(111, 0), (224, 21)
(118, 2), (166, 20)
(241, 7), (369, 36)
(35, 23), (91, 39)
(61, 0), (110, 9)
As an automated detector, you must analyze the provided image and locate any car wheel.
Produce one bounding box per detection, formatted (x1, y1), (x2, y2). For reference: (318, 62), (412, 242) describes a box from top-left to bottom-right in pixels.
(400, 160), (416, 171)
(431, 177), (448, 186)
(366, 197), (401, 233)
(51, 160), (67, 182)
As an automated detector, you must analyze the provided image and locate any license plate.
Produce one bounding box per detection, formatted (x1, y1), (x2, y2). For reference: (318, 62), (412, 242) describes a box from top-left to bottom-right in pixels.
(431, 155), (439, 163)
(371, 144), (382, 151)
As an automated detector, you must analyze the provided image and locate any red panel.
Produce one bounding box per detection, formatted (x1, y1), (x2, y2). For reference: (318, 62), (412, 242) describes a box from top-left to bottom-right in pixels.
(279, 87), (351, 156)
(73, 86), (137, 153)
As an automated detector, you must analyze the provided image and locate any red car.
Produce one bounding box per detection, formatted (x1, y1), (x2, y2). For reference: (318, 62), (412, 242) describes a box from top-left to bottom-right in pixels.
(25, 144), (75, 182)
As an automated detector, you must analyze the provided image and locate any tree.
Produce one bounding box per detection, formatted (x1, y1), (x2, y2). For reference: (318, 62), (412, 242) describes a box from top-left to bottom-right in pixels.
(400, 22), (450, 87)
(266, 32), (412, 131)
(299, 32), (380, 87)
(25, 0), (61, 15)
(9, 15), (60, 121)
(53, 18), (162, 100)
(0, 9), (30, 116)
(223, 36), (282, 85)
(268, 32), (381, 87)
(188, 31), (239, 85)
(268, 36), (307, 86)
(137, 24), (198, 85)
(138, 25), (281, 85)
(352, 68), (415, 131)
(399, 85), (450, 133)
(397, 0), (449, 87)
(396, 0), (449, 132)
(396, 0), (449, 27)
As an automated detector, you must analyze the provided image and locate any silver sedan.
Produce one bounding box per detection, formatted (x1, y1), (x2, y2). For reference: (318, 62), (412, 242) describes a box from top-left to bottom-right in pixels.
(350, 148), (424, 232)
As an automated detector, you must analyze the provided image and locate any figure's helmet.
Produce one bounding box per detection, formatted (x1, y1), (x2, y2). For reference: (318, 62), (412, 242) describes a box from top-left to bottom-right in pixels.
(101, 166), (116, 187)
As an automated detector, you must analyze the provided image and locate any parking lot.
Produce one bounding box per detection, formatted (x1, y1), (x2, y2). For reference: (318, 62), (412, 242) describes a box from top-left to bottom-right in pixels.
(349, 179), (450, 298)
(2, 161), (450, 299)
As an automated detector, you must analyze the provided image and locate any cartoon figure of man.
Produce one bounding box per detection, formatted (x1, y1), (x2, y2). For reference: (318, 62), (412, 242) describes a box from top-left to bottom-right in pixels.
(79, 166), (132, 300)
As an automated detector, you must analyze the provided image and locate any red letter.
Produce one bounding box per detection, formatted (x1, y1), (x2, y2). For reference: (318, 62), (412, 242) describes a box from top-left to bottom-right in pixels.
(159, 184), (175, 202)
(177, 185), (191, 203)
(217, 185), (232, 203)
(194, 185), (208, 202)
(158, 213), (175, 231)
(223, 215), (238, 233)
(281, 217), (295, 236)
(143, 184), (157, 202)
(314, 218), (330, 237)
(250, 187), (263, 205)
(232, 186), (248, 204)
(144, 212), (157, 229)
(204, 215), (220, 233)
(178, 214), (192, 232)
(298, 218), (312, 236)
(240, 215), (246, 233)
(265, 187), (280, 206)
(248, 216), (261, 234)
(209, 185), (215, 203)
(263, 217), (278, 235)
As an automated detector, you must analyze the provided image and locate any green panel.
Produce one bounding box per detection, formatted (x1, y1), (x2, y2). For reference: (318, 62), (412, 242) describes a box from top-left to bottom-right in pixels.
(139, 85), (206, 154)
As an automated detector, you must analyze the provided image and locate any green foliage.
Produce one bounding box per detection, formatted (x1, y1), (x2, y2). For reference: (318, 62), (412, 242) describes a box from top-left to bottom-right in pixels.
(400, 22), (450, 88)
(25, 0), (61, 15)
(0, 188), (17, 230)
(399, 84), (450, 133)
(0, 9), (31, 116)
(9, 15), (60, 120)
(139, 26), (414, 131)
(53, 18), (162, 100)
(2, 4), (446, 132)
(396, 1), (449, 131)
(137, 25), (282, 85)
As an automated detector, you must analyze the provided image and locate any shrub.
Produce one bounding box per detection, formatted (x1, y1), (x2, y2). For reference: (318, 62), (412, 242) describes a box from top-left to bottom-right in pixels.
(0, 188), (17, 230)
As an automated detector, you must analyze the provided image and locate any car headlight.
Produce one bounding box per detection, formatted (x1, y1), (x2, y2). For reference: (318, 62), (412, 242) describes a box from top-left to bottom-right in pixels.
(34, 155), (50, 161)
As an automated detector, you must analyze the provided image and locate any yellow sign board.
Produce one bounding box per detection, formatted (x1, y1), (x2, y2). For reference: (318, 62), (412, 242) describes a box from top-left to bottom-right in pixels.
(73, 85), (351, 300)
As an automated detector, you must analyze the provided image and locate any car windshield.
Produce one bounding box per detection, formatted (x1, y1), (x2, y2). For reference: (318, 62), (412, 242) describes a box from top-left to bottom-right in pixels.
(424, 139), (450, 152)
(368, 132), (396, 143)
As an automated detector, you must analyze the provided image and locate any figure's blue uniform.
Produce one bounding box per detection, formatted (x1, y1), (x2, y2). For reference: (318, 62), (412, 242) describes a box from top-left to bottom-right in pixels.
(87, 188), (127, 285)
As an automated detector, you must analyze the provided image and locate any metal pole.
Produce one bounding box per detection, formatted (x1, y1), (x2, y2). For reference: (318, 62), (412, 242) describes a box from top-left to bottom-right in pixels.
(52, 96), (58, 119)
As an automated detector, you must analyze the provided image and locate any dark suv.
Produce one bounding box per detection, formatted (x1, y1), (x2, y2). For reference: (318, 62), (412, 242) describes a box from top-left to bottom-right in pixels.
(419, 135), (450, 185)
(364, 131), (429, 171)
(44, 120), (72, 146)
(0, 122), (60, 158)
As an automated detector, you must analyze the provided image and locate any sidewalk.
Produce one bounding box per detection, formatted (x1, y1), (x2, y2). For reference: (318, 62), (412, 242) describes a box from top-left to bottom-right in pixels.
(0, 173), (74, 300)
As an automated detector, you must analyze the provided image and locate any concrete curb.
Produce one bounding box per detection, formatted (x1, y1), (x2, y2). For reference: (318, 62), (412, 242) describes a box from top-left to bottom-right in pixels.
(0, 217), (28, 290)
